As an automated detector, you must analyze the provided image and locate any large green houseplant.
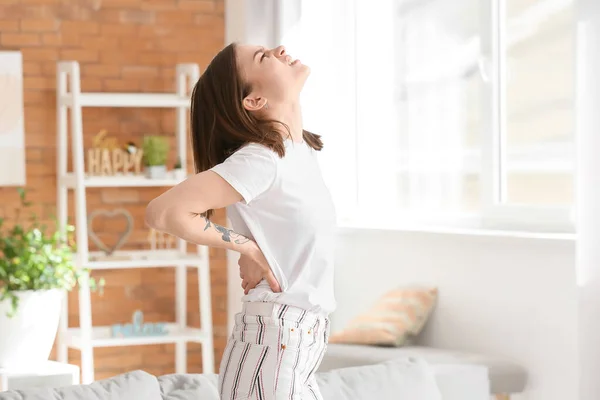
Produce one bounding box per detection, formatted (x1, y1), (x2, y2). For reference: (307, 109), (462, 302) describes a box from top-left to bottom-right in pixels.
(0, 188), (102, 368)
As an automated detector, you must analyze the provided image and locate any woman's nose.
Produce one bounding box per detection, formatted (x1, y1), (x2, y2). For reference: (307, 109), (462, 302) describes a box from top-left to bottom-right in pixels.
(272, 45), (286, 57)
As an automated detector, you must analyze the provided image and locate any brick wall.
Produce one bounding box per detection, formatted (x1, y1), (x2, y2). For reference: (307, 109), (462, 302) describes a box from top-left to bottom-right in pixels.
(0, 0), (227, 380)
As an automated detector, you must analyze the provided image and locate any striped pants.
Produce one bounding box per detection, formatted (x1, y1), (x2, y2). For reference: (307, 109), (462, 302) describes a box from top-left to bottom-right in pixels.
(218, 301), (330, 400)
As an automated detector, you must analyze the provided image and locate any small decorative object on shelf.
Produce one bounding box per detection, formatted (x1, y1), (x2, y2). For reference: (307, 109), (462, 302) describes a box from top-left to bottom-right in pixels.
(111, 310), (168, 338)
(87, 130), (143, 176)
(123, 141), (138, 155)
(147, 228), (176, 250)
(87, 208), (133, 256)
(173, 156), (186, 180)
(91, 129), (118, 149)
(142, 135), (169, 179)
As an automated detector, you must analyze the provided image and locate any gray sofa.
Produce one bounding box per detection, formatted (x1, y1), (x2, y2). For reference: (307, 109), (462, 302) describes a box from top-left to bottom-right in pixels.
(0, 358), (448, 400)
(0, 347), (523, 399)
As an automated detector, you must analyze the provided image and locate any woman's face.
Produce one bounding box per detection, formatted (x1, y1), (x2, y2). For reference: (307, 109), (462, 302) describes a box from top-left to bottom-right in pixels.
(236, 44), (310, 110)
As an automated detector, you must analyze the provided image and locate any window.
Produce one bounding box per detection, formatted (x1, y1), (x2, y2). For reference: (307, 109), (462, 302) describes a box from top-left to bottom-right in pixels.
(501, 0), (574, 207)
(486, 0), (575, 232)
(355, 0), (485, 226)
(279, 0), (575, 232)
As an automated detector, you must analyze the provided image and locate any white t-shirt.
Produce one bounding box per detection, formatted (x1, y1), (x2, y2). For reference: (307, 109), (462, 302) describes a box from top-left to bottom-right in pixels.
(210, 139), (337, 316)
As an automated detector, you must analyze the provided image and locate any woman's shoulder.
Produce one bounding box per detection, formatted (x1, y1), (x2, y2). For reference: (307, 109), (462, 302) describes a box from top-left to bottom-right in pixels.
(219, 142), (280, 174)
(229, 142), (279, 162)
(240, 141), (277, 153)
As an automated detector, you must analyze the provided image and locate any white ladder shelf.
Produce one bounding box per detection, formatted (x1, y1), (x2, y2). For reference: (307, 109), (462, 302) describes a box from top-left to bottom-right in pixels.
(55, 60), (214, 384)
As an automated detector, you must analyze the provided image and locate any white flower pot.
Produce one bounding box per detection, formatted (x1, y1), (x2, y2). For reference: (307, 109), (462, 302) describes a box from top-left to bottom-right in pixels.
(173, 168), (186, 181)
(145, 165), (167, 179)
(0, 289), (63, 368)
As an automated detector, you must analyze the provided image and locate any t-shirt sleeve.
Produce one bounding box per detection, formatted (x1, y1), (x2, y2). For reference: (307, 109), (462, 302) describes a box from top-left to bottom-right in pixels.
(209, 143), (278, 205)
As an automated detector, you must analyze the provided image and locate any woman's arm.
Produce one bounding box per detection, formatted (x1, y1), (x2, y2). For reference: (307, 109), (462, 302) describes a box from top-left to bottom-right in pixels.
(146, 171), (281, 293)
(145, 170), (281, 292)
(145, 145), (282, 293)
(145, 170), (257, 258)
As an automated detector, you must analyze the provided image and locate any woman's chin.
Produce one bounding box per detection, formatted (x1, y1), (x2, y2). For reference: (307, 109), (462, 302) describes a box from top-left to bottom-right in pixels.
(285, 65), (310, 94)
(295, 60), (309, 71)
(296, 64), (311, 81)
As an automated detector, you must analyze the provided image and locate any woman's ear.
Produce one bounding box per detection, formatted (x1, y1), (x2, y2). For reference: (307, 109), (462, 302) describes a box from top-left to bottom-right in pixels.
(243, 95), (268, 112)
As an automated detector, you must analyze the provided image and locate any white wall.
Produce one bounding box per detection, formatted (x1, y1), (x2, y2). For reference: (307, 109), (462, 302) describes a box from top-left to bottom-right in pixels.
(332, 228), (577, 400)
(576, 2), (600, 400)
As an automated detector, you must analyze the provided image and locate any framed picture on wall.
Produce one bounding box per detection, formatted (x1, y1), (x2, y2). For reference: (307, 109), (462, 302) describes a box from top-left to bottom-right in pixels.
(0, 51), (26, 186)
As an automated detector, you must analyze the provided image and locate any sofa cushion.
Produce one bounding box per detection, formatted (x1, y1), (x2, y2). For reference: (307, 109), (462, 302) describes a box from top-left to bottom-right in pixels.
(158, 373), (218, 399)
(430, 364), (490, 400)
(318, 344), (527, 395)
(316, 356), (442, 400)
(0, 370), (160, 400)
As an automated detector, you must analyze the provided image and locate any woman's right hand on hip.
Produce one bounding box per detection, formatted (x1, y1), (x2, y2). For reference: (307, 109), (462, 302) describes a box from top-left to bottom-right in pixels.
(238, 242), (282, 295)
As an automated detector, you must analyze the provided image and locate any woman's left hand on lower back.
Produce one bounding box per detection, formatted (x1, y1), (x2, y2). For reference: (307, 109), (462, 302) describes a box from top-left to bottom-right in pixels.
(238, 242), (282, 295)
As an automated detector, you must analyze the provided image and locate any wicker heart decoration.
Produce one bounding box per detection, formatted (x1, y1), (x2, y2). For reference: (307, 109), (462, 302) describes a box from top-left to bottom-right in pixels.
(87, 208), (134, 255)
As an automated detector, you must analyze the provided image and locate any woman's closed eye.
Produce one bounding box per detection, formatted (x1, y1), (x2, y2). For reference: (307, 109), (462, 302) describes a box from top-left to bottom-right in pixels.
(260, 52), (267, 62)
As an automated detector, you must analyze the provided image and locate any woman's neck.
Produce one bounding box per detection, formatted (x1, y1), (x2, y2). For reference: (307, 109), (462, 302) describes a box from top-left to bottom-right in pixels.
(267, 100), (304, 143)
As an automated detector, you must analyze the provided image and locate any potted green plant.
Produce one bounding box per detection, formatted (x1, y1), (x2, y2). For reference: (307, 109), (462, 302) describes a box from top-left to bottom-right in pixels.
(0, 188), (103, 368)
(173, 156), (186, 180)
(142, 136), (169, 179)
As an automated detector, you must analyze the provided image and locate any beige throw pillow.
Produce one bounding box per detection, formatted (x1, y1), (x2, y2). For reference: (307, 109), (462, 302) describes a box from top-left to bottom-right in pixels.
(328, 286), (438, 347)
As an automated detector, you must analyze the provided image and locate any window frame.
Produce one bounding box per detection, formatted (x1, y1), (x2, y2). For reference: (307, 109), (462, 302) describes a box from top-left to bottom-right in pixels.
(480, 0), (575, 233)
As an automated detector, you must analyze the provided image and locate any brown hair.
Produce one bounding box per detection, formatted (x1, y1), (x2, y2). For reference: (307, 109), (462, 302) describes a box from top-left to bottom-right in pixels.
(190, 42), (323, 218)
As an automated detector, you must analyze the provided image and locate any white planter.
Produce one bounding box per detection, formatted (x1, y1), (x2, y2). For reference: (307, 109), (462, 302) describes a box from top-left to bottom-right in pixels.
(145, 165), (167, 179)
(0, 289), (63, 368)
(173, 168), (186, 180)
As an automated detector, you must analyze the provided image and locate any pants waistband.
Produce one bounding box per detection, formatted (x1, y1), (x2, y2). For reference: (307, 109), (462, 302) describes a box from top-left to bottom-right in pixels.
(241, 301), (328, 328)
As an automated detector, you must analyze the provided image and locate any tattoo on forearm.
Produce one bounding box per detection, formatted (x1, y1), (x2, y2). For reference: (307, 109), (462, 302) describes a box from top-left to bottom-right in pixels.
(203, 218), (250, 244)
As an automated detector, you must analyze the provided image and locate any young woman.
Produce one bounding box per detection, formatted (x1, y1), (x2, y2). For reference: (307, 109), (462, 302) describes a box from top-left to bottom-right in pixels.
(145, 43), (336, 399)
